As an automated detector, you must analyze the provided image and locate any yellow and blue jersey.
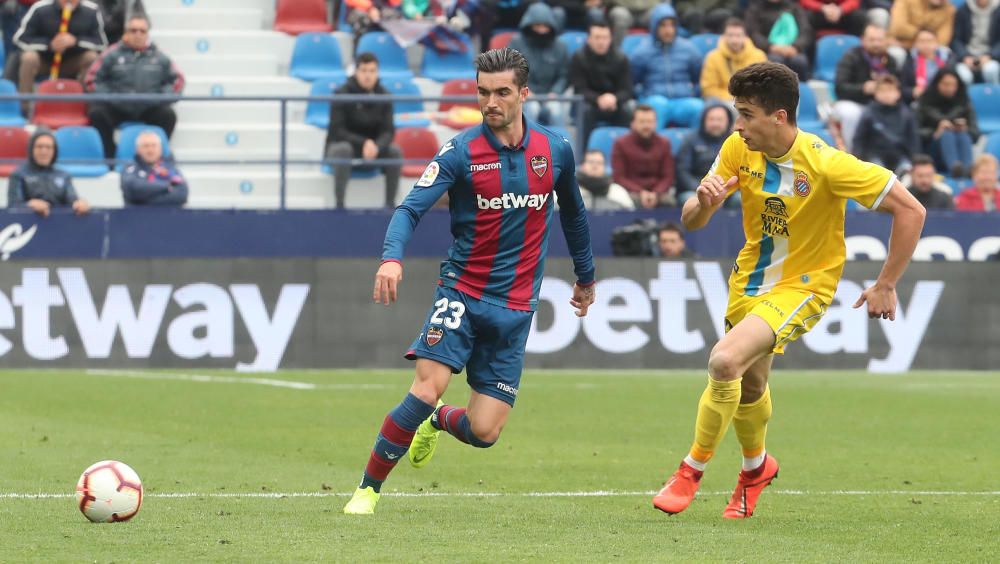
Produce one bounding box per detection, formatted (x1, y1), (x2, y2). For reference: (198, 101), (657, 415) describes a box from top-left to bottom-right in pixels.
(709, 131), (895, 303)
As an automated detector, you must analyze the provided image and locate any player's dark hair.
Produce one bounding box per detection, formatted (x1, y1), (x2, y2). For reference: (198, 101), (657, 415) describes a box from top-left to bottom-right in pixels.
(911, 154), (935, 168)
(729, 62), (799, 125)
(356, 52), (379, 67)
(723, 17), (745, 31)
(659, 222), (685, 240)
(475, 48), (529, 88)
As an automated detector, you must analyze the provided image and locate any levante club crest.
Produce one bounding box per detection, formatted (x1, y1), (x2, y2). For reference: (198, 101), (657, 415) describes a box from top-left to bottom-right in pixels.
(426, 327), (444, 346)
(530, 155), (548, 178)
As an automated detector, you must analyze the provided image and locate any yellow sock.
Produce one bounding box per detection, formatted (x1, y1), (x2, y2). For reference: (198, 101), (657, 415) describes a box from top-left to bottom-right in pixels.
(688, 377), (743, 463)
(733, 385), (772, 458)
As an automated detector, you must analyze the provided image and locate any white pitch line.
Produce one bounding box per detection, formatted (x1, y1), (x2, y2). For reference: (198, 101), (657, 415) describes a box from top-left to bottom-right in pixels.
(84, 370), (392, 391)
(3, 490), (999, 500)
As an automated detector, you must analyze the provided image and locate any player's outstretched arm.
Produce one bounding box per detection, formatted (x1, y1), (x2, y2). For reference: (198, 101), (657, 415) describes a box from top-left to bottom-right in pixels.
(570, 282), (595, 317)
(681, 175), (737, 231)
(374, 260), (403, 305)
(853, 180), (926, 320)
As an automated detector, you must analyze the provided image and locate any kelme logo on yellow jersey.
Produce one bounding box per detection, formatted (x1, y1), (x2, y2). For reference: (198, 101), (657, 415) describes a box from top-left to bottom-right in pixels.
(794, 170), (811, 197)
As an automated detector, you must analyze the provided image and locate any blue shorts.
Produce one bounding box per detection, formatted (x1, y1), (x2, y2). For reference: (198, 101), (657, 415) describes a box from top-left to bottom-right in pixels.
(405, 285), (534, 406)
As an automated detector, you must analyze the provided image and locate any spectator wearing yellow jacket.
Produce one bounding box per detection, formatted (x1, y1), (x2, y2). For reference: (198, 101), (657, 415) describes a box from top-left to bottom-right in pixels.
(700, 18), (767, 103)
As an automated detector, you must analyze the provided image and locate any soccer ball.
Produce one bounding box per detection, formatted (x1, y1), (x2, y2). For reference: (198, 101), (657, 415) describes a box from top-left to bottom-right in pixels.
(75, 460), (143, 523)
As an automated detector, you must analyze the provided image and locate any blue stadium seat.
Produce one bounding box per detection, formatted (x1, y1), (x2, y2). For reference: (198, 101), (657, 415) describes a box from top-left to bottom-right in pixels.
(383, 77), (431, 128)
(969, 84), (1000, 134)
(305, 77), (344, 129)
(559, 30), (587, 54)
(115, 124), (170, 171)
(621, 34), (649, 58)
(587, 126), (629, 172)
(54, 126), (106, 177)
(420, 33), (476, 82)
(984, 132), (1000, 161)
(814, 34), (860, 82)
(661, 127), (691, 156)
(0, 79), (25, 126)
(689, 33), (720, 58)
(356, 31), (412, 80)
(289, 32), (347, 82)
(797, 83), (826, 136)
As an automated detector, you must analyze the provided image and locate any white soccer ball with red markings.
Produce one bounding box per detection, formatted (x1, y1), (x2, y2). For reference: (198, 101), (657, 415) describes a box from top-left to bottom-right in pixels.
(75, 460), (143, 523)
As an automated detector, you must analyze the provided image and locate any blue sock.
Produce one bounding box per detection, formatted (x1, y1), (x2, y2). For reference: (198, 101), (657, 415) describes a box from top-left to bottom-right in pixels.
(359, 393), (435, 493)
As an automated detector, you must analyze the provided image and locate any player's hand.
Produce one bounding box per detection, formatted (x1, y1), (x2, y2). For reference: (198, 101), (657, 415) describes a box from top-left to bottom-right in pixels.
(852, 282), (897, 321)
(570, 282), (595, 317)
(696, 175), (736, 209)
(373, 261), (403, 306)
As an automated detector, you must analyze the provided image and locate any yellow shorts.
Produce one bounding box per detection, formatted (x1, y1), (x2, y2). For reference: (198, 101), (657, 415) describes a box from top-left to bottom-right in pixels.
(725, 290), (828, 355)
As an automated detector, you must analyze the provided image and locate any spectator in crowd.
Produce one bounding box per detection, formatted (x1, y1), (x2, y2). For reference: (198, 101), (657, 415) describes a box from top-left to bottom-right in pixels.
(576, 149), (635, 210)
(903, 153), (955, 208)
(605, 0), (660, 46)
(676, 103), (735, 204)
(479, 0), (530, 49)
(952, 0), (1000, 85)
(801, 0), (867, 37)
(509, 2), (568, 125)
(657, 222), (696, 258)
(833, 24), (906, 153)
(955, 153), (1000, 210)
(120, 130), (187, 206)
(852, 75), (920, 174)
(889, 0), (956, 63)
(569, 20), (633, 143)
(630, 4), (703, 128)
(7, 129), (90, 216)
(745, 0), (813, 81)
(12, 0), (108, 113)
(85, 13), (183, 160)
(700, 18), (767, 104)
(97, 0), (124, 44)
(542, 0), (607, 31)
(324, 52), (402, 209)
(672, 0), (736, 35)
(902, 28), (956, 99)
(916, 68), (979, 177)
(611, 104), (675, 208)
(344, 0), (401, 40)
(1, 1), (37, 64)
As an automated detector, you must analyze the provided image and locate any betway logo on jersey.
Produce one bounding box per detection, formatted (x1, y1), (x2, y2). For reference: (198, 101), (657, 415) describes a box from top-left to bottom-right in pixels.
(477, 193), (550, 211)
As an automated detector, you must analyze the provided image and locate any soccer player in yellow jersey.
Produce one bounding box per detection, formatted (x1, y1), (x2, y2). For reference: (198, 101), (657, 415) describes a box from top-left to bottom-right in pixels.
(652, 62), (927, 518)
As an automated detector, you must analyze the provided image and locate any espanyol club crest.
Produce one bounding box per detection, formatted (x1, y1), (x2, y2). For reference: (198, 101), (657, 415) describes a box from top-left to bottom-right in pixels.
(426, 327), (444, 346)
(530, 155), (548, 178)
(794, 170), (811, 197)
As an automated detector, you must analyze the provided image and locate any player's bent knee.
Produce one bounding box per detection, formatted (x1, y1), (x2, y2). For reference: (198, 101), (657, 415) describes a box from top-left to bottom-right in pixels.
(467, 429), (498, 448)
(707, 347), (743, 381)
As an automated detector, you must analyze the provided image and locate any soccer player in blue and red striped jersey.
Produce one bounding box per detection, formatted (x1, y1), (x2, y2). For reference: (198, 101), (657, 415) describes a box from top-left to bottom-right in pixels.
(344, 48), (597, 515)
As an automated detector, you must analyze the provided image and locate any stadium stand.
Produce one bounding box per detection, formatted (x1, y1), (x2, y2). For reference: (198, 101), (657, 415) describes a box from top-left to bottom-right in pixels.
(305, 76), (345, 129)
(559, 30), (587, 55)
(489, 31), (515, 50)
(383, 78), (432, 128)
(969, 84), (1000, 135)
(395, 127), (441, 177)
(0, 127), (30, 177)
(54, 126), (108, 177)
(798, 83), (827, 136)
(661, 128), (691, 156)
(0, 79), (26, 126)
(689, 33), (720, 58)
(356, 31), (413, 80)
(587, 126), (630, 172)
(814, 34), (861, 82)
(420, 33), (477, 82)
(289, 32), (348, 82)
(273, 0), (333, 35)
(32, 79), (89, 129)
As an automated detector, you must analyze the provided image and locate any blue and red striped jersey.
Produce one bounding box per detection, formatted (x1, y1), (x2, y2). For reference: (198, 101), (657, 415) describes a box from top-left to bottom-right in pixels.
(382, 119), (595, 311)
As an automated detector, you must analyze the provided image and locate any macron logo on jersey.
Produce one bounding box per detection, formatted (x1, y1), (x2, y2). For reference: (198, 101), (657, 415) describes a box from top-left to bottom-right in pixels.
(470, 162), (502, 172)
(476, 192), (550, 211)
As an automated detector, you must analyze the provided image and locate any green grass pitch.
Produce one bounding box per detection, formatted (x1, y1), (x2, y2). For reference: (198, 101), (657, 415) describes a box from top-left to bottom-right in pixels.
(1, 369), (998, 562)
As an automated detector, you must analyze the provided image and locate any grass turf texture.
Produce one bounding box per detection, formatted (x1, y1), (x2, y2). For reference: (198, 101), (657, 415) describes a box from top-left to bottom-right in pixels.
(1, 369), (998, 562)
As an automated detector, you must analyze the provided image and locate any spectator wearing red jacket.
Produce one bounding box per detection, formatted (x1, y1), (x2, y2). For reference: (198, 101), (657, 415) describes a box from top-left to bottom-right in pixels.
(611, 104), (676, 208)
(955, 154), (1000, 211)
(800, 0), (866, 37)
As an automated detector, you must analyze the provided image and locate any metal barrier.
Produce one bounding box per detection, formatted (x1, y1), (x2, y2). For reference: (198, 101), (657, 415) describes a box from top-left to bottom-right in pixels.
(0, 91), (586, 209)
